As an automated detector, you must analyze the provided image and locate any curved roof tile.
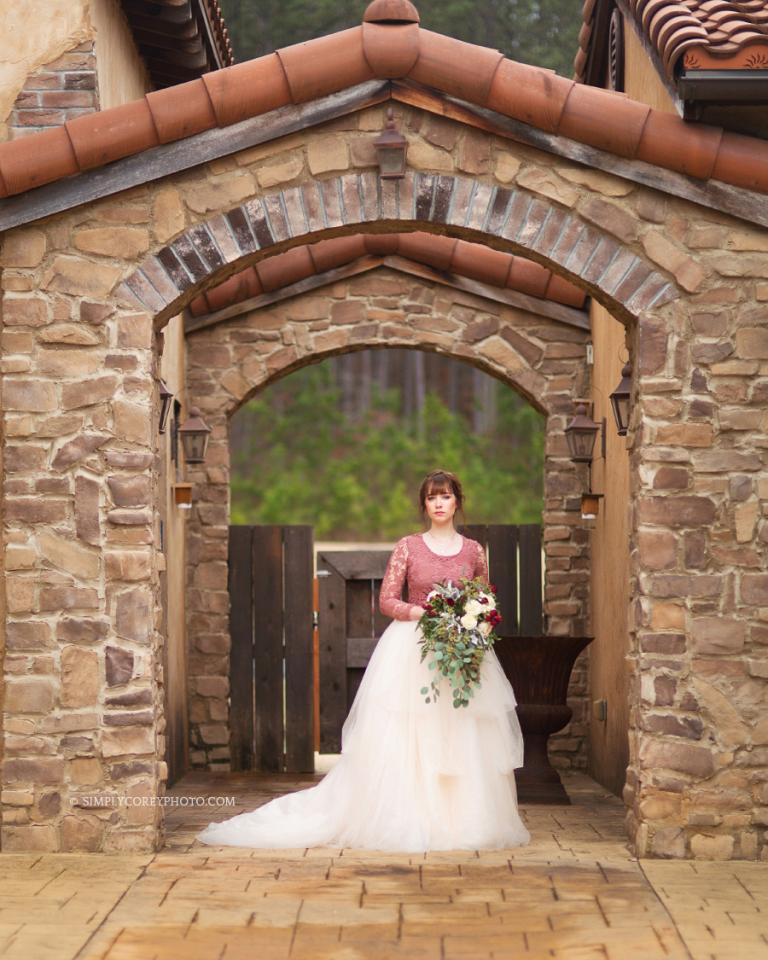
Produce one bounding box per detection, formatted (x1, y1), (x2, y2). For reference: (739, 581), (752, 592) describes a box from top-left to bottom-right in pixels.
(0, 1), (767, 201)
(187, 234), (588, 317)
(575, 0), (768, 82)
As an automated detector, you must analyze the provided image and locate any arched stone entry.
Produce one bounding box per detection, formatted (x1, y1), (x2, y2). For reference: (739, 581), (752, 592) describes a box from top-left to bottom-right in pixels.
(184, 264), (592, 770)
(0, 13), (766, 857)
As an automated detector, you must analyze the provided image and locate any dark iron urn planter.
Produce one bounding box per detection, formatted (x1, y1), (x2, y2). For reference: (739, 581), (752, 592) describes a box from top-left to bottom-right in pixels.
(494, 636), (593, 804)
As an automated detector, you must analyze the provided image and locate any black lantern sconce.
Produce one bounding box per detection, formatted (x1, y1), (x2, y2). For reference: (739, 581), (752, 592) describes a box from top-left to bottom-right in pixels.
(374, 107), (408, 179)
(565, 402), (606, 519)
(178, 407), (211, 464)
(609, 361), (632, 437)
(565, 403), (602, 464)
(158, 379), (173, 434)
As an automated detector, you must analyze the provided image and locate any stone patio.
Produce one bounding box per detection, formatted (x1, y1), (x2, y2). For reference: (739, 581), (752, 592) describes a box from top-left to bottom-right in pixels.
(0, 771), (764, 959)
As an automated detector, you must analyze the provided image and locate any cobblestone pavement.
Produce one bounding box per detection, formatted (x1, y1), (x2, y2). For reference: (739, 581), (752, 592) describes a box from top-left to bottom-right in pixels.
(0, 771), (765, 960)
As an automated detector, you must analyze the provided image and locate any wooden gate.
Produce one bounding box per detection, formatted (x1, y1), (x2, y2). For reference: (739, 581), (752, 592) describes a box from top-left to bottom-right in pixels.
(228, 524), (314, 772)
(317, 524), (542, 752)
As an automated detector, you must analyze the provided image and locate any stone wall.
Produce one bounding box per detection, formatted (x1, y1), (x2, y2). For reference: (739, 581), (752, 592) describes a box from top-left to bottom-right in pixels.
(1, 102), (767, 855)
(184, 266), (592, 773)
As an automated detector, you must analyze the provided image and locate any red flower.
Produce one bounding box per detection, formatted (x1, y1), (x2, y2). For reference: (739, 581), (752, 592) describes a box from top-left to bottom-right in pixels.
(446, 598), (455, 606)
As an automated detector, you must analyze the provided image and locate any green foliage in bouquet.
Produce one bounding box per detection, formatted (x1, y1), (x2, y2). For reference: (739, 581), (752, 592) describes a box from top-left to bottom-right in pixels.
(417, 576), (502, 708)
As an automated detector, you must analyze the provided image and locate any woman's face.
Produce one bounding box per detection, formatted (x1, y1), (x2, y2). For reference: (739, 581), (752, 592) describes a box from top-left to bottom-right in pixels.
(424, 487), (457, 524)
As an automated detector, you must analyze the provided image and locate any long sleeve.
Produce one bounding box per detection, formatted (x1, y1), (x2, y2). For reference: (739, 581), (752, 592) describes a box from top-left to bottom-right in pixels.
(379, 537), (415, 621)
(474, 540), (490, 587)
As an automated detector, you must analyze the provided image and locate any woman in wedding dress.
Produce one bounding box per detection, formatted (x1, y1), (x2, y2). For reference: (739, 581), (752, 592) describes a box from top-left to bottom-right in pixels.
(197, 469), (530, 851)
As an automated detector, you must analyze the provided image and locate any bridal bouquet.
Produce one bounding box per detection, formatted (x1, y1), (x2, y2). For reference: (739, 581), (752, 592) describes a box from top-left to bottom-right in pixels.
(417, 577), (502, 708)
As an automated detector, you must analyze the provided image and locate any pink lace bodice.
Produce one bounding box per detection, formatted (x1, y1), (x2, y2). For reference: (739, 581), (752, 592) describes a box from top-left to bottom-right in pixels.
(379, 533), (489, 621)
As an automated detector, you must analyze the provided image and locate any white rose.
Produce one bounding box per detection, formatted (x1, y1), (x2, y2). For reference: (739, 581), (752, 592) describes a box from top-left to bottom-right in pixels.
(465, 599), (483, 617)
(480, 593), (494, 606)
(478, 621), (492, 637)
(426, 590), (439, 601)
(460, 613), (478, 630)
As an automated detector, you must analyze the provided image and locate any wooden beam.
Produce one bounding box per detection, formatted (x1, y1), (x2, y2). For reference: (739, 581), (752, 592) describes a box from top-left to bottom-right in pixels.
(183, 255), (590, 337)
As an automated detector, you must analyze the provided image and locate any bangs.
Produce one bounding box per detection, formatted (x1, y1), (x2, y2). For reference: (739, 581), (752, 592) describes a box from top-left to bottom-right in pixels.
(424, 477), (453, 497)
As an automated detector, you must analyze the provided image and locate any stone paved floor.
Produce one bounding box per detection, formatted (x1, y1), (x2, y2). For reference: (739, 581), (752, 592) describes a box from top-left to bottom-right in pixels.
(0, 770), (766, 959)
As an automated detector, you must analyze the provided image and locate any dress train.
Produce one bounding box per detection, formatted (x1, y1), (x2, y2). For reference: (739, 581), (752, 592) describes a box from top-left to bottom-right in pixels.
(197, 617), (530, 851)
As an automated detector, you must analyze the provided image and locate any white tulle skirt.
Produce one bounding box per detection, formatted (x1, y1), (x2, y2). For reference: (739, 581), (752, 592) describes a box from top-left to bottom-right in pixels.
(197, 618), (530, 851)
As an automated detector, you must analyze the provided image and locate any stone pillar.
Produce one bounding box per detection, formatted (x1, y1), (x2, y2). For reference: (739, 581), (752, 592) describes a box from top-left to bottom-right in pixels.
(184, 326), (234, 768)
(1, 231), (164, 852)
(626, 272), (768, 860)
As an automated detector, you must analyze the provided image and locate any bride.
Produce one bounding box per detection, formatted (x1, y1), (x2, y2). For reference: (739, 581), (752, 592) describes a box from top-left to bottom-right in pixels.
(197, 469), (530, 851)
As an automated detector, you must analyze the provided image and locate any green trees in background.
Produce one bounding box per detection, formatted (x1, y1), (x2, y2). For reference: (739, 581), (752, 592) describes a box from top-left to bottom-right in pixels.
(219, 0), (580, 78)
(230, 357), (545, 540)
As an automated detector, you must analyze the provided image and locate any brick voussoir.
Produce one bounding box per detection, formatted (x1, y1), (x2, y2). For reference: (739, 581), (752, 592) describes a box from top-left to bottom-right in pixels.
(464, 181), (495, 233)
(360, 170), (380, 222)
(262, 193), (291, 242)
(580, 236), (622, 285)
(414, 172), (436, 223)
(225, 206), (259, 254)
(528, 206), (570, 258)
(171, 234), (209, 283)
(187, 224), (226, 272)
(140, 256), (184, 306)
(242, 199), (274, 249)
(597, 248), (642, 296)
(207, 214), (243, 264)
(281, 185), (311, 238)
(123, 271), (166, 314)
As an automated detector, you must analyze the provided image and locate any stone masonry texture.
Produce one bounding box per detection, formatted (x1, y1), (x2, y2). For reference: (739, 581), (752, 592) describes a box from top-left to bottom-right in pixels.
(1, 102), (767, 859)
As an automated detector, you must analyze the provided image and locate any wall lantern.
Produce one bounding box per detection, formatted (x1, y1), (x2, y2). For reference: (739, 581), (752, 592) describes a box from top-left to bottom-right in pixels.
(565, 403), (601, 464)
(609, 361), (632, 437)
(374, 108), (407, 179)
(158, 379), (173, 434)
(178, 407), (211, 464)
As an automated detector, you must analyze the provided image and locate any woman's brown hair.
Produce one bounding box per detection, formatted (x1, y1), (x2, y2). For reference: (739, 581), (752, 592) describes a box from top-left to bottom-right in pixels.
(418, 469), (465, 524)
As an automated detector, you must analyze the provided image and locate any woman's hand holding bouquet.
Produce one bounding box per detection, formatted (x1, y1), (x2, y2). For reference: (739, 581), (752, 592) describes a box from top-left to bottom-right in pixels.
(417, 577), (502, 708)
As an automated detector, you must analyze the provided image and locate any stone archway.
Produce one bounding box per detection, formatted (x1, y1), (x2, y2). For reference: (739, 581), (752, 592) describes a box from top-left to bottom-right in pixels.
(184, 264), (592, 770)
(2, 80), (766, 859)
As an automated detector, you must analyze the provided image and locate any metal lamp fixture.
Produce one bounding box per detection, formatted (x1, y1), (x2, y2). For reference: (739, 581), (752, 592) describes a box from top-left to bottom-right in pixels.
(374, 108), (408, 179)
(158, 379), (173, 434)
(178, 407), (211, 464)
(609, 361), (632, 437)
(564, 403), (601, 464)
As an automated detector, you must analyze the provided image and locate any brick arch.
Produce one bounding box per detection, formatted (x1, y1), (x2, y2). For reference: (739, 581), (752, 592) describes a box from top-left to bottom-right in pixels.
(119, 170), (678, 329)
(184, 265), (592, 770)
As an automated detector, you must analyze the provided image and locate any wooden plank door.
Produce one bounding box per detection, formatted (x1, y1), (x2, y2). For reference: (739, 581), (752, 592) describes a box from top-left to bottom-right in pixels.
(228, 524), (314, 773)
(316, 550), (391, 753)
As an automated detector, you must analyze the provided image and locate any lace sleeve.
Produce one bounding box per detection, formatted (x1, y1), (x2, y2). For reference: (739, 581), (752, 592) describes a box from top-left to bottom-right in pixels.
(474, 540), (490, 587)
(379, 537), (415, 621)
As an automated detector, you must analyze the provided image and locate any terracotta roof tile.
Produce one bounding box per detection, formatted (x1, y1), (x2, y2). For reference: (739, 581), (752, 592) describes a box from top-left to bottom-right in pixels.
(187, 233), (587, 317)
(146, 80), (218, 144)
(277, 27), (373, 104)
(1, 1), (767, 201)
(363, 0), (420, 22)
(201, 54), (291, 127)
(575, 0), (768, 82)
